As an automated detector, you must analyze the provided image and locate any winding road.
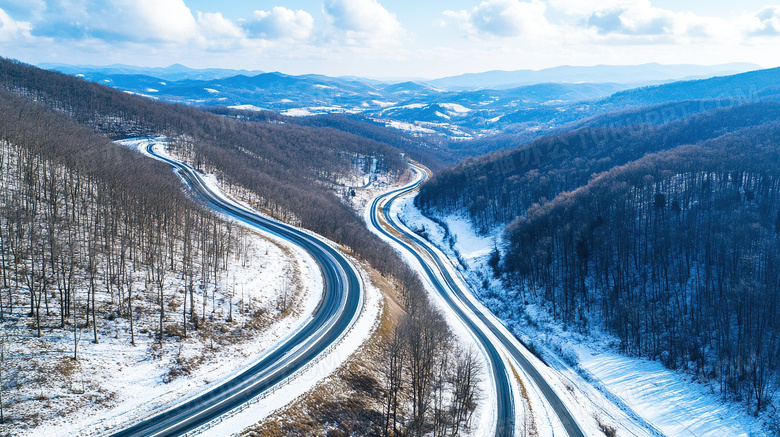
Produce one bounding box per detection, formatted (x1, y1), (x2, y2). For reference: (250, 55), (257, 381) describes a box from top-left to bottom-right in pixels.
(108, 139), (363, 437)
(368, 162), (586, 437)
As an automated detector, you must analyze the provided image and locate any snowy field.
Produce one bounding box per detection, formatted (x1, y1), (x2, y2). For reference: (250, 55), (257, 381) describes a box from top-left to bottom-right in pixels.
(392, 193), (774, 437)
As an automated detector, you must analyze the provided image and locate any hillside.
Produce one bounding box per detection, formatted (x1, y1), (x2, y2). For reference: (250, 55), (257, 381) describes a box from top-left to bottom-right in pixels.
(42, 63), (643, 146)
(0, 83), (271, 432)
(418, 101), (780, 231)
(0, 58), (479, 436)
(426, 66), (780, 157)
(502, 131), (780, 416)
(0, 58), (417, 280)
(415, 97), (780, 420)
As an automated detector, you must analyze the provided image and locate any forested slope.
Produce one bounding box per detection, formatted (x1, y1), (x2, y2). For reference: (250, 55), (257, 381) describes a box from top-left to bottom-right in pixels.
(418, 102), (780, 232)
(503, 131), (780, 414)
(0, 79), (266, 430)
(0, 57), (413, 290)
(417, 99), (780, 417)
(206, 107), (457, 171)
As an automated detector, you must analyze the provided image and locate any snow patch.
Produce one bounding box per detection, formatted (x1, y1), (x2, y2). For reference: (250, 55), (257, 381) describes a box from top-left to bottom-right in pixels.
(228, 104), (266, 112)
(281, 106), (357, 117)
(385, 120), (436, 134)
(440, 103), (472, 113)
(371, 100), (397, 108)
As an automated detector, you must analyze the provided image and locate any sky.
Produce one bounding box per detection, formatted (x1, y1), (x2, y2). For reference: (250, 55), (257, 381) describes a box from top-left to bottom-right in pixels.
(0, 0), (779, 78)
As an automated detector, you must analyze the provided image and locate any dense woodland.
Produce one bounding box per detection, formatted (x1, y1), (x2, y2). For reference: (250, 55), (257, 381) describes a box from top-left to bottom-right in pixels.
(504, 136), (780, 414)
(0, 85), (237, 345)
(418, 98), (780, 417)
(0, 58), (422, 291)
(418, 102), (780, 232)
(207, 108), (456, 172)
(0, 58), (479, 435)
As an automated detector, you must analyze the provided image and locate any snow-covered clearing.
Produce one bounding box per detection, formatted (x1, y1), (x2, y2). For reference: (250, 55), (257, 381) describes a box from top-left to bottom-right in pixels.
(227, 105), (266, 112)
(371, 100), (397, 108)
(281, 106), (358, 117)
(383, 120), (437, 135)
(395, 193), (773, 436)
(439, 103), (472, 114)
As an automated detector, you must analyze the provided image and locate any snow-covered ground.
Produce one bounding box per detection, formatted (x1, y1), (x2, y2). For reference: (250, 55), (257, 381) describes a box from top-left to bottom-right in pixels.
(16, 138), (382, 436)
(280, 106), (359, 117)
(197, 257), (381, 437)
(22, 138), (326, 435)
(31, 225), (322, 437)
(228, 104), (266, 112)
(394, 194), (773, 437)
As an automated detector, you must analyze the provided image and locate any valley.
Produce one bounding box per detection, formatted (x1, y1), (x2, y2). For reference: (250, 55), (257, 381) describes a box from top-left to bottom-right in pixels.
(1, 8), (779, 434)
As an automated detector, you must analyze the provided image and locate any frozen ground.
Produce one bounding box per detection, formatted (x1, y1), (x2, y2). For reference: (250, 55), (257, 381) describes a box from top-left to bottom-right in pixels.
(394, 194), (774, 436)
(23, 180), (323, 435)
(10, 138), (380, 437)
(197, 256), (381, 437)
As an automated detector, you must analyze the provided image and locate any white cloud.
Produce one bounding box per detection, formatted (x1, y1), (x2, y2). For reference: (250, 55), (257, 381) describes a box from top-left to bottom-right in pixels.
(547, 0), (629, 17)
(443, 0), (550, 38)
(126, 0), (199, 42)
(197, 12), (244, 41)
(0, 7), (32, 42)
(26, 0), (199, 43)
(575, 0), (737, 40)
(242, 6), (314, 40)
(738, 6), (780, 36)
(323, 0), (403, 44)
(587, 4), (676, 35)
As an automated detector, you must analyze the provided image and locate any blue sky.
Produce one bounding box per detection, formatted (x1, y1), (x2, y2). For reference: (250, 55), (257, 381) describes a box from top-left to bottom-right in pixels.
(0, 0), (778, 78)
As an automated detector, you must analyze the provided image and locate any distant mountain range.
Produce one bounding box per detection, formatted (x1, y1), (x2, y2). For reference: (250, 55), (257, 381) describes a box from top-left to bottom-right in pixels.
(425, 63), (763, 90)
(38, 62), (777, 144)
(38, 62), (265, 82)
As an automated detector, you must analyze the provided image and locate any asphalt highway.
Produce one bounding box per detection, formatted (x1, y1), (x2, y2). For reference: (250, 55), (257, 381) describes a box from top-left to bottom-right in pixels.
(368, 162), (586, 437)
(108, 140), (363, 437)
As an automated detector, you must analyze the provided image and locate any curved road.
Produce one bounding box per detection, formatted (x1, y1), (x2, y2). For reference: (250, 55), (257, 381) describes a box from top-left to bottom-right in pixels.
(369, 163), (586, 437)
(109, 140), (363, 437)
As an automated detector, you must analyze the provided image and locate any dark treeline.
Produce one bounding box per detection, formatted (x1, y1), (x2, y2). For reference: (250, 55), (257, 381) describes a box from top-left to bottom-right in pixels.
(501, 133), (780, 414)
(417, 102), (780, 232)
(207, 108), (456, 172)
(0, 86), (237, 347)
